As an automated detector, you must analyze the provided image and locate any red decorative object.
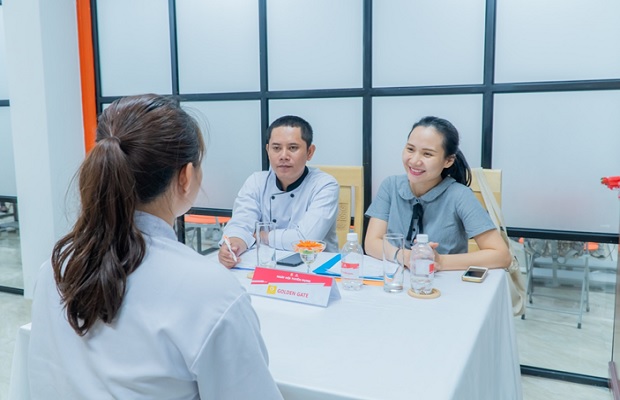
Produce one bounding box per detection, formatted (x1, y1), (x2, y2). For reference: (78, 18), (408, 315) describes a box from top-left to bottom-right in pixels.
(601, 176), (620, 190)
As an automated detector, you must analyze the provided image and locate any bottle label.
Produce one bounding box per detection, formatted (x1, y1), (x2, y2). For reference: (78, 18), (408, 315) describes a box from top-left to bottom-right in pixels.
(341, 262), (360, 270)
(415, 259), (434, 275)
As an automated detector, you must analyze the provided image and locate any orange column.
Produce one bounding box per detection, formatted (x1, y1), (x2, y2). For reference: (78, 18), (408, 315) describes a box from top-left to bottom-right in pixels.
(76, 0), (97, 152)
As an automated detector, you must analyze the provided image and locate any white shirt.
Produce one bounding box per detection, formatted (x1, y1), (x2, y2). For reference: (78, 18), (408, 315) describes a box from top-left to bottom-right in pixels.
(29, 211), (283, 400)
(224, 167), (340, 252)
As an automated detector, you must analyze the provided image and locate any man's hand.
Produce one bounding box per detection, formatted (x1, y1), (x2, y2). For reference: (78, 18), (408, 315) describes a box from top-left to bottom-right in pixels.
(218, 236), (247, 269)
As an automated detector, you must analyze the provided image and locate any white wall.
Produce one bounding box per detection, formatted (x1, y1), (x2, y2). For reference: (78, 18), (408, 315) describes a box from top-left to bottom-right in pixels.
(2, 0), (619, 294)
(4, 0), (84, 297)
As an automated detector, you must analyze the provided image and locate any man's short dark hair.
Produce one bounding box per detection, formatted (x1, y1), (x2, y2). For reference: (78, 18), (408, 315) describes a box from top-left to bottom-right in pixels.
(266, 115), (313, 148)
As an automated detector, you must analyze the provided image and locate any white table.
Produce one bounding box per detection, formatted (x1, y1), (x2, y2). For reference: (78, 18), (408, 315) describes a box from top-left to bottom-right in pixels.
(10, 252), (521, 400)
(226, 251), (522, 399)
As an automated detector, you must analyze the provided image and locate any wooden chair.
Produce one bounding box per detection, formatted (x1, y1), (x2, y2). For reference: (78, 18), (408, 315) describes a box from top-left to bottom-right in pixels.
(468, 169), (502, 253)
(313, 165), (364, 249)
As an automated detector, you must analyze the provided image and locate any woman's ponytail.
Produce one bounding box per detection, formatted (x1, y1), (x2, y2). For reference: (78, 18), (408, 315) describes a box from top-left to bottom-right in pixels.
(442, 149), (471, 186)
(53, 136), (146, 336)
(52, 94), (204, 336)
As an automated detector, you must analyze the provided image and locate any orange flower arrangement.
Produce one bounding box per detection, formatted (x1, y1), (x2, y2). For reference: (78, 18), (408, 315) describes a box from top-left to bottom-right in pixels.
(293, 240), (326, 252)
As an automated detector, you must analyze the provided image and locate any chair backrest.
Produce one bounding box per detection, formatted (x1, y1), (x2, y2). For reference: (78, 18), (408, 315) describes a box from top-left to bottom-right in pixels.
(313, 165), (364, 249)
(468, 168), (502, 252)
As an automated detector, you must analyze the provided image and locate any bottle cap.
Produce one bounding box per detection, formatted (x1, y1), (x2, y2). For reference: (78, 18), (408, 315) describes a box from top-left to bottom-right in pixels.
(417, 234), (429, 243)
(347, 232), (358, 242)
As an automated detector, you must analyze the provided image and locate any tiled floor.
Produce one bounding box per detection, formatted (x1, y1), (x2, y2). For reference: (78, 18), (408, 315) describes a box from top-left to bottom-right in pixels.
(0, 224), (617, 399)
(522, 375), (611, 399)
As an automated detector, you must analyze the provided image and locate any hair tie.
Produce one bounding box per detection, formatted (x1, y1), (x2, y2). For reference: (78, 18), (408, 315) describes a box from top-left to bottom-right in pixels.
(102, 136), (122, 146)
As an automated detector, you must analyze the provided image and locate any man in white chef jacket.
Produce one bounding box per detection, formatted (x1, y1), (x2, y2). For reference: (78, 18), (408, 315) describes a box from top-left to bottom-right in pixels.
(218, 115), (339, 268)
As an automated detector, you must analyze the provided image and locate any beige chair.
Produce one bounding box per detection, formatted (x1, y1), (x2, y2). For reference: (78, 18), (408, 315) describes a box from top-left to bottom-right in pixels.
(313, 165), (364, 249)
(468, 169), (502, 252)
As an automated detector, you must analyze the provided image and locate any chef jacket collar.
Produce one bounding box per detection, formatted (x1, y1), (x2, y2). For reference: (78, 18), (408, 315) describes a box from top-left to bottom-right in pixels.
(275, 166), (309, 192)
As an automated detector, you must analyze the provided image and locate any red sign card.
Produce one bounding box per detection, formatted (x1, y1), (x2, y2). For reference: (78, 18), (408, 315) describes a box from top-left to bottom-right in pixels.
(248, 267), (341, 307)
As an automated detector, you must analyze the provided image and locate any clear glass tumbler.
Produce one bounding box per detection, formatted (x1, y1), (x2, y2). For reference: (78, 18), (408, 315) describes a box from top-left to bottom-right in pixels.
(255, 221), (276, 268)
(383, 233), (405, 293)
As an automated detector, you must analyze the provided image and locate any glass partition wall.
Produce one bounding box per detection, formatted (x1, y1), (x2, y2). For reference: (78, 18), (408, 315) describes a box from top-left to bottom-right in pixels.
(516, 237), (617, 379)
(92, 0), (620, 386)
(0, 4), (24, 294)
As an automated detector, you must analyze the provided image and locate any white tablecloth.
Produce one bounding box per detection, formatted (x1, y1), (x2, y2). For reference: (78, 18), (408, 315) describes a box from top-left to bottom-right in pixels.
(10, 252), (521, 400)
(232, 252), (522, 400)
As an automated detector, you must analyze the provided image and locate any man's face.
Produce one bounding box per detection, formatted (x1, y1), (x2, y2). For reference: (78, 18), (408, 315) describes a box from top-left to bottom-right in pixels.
(266, 126), (315, 190)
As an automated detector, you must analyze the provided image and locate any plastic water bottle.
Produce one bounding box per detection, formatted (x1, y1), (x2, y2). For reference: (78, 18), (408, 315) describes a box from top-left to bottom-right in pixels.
(341, 232), (363, 291)
(410, 234), (435, 295)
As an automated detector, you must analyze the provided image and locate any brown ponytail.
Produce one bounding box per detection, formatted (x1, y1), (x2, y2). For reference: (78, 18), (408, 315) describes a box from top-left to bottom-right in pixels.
(52, 94), (204, 336)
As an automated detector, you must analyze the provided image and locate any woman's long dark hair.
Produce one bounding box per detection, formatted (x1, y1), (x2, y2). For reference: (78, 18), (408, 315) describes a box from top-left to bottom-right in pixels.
(52, 94), (204, 336)
(410, 116), (471, 186)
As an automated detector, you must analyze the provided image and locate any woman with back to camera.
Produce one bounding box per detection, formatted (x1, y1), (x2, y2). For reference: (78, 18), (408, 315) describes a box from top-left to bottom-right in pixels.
(364, 116), (511, 270)
(29, 94), (283, 399)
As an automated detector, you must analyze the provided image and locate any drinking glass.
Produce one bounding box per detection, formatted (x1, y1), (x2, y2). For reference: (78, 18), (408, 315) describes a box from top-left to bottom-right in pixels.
(256, 222), (276, 268)
(383, 233), (405, 293)
(292, 240), (326, 273)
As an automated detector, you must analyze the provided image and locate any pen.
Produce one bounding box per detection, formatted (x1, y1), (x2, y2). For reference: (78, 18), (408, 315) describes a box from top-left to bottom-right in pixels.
(223, 235), (238, 262)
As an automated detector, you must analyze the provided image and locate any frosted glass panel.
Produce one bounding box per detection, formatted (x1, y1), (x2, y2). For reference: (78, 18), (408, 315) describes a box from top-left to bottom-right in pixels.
(267, 0), (363, 90)
(0, 107), (17, 195)
(373, 0), (485, 87)
(185, 101), (261, 209)
(97, 0), (171, 96)
(494, 91), (620, 234)
(496, 0), (620, 83)
(0, 7), (9, 99)
(269, 98), (362, 166)
(177, 0), (260, 93)
(372, 95), (483, 198)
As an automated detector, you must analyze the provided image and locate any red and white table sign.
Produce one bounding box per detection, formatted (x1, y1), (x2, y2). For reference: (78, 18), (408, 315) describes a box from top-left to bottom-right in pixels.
(248, 267), (341, 307)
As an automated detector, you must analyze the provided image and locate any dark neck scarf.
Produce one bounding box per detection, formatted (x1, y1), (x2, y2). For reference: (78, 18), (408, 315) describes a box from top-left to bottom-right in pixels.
(406, 202), (424, 243)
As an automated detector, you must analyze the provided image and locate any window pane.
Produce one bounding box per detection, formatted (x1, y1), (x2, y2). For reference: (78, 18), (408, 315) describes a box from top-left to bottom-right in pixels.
(494, 91), (620, 234)
(97, 0), (171, 96)
(0, 107), (16, 196)
(373, 0), (485, 87)
(183, 213), (230, 255)
(267, 0), (363, 90)
(495, 0), (620, 83)
(185, 100), (262, 209)
(177, 0), (260, 93)
(517, 238), (616, 376)
(269, 97), (363, 166)
(372, 95), (483, 198)
(0, 198), (22, 289)
(0, 7), (10, 99)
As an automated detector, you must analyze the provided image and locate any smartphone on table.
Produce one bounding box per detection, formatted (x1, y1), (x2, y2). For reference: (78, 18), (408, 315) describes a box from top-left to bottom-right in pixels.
(461, 266), (488, 283)
(277, 253), (303, 267)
